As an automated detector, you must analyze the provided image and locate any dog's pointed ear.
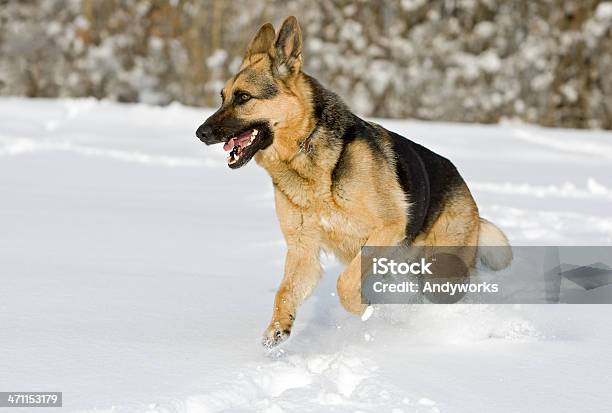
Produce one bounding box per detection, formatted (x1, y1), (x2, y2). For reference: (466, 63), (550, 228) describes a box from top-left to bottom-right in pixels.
(271, 16), (302, 78)
(245, 23), (276, 60)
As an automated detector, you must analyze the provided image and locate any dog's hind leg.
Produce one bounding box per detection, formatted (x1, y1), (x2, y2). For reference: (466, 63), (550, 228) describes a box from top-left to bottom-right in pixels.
(337, 224), (406, 315)
(417, 185), (481, 267)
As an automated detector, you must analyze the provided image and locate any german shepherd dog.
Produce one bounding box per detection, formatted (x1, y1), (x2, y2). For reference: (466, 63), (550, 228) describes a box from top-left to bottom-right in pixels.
(196, 17), (512, 348)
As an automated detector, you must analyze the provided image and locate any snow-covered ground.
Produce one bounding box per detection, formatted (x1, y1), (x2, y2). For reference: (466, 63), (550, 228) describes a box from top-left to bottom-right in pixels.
(0, 98), (611, 412)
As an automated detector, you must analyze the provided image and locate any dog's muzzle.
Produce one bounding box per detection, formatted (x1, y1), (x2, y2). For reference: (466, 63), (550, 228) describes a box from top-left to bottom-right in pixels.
(195, 123), (220, 145)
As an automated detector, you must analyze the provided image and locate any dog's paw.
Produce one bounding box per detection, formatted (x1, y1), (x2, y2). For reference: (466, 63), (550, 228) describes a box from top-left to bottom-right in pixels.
(262, 323), (291, 349)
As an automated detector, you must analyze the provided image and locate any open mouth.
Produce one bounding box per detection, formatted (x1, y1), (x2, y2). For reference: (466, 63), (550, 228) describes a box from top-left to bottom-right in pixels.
(223, 128), (261, 168)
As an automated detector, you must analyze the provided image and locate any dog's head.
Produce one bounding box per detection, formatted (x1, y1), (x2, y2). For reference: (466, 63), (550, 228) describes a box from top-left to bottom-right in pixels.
(196, 16), (313, 169)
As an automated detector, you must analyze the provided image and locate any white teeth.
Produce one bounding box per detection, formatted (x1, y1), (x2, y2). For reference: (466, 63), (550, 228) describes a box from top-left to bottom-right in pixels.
(226, 129), (258, 164)
(246, 129), (258, 145)
(228, 153), (240, 164)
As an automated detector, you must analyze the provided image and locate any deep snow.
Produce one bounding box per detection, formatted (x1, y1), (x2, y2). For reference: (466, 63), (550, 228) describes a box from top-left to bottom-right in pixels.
(0, 98), (611, 412)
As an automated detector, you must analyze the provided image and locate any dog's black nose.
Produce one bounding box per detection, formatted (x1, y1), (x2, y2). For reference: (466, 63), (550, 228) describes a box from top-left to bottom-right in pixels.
(196, 124), (213, 143)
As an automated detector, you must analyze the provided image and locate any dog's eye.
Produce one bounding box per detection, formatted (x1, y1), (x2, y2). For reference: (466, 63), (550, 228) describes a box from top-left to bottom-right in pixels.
(237, 92), (251, 104)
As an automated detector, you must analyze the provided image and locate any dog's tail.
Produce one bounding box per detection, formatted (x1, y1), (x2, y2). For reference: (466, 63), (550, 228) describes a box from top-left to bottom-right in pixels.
(477, 218), (512, 270)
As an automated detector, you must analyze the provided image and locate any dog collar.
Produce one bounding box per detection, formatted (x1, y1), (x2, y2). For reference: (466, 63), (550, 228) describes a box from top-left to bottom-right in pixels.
(298, 125), (318, 155)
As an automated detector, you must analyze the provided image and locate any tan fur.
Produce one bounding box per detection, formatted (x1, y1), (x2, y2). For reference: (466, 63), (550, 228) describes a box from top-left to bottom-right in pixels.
(413, 184), (481, 278)
(206, 17), (510, 347)
(415, 184), (480, 248)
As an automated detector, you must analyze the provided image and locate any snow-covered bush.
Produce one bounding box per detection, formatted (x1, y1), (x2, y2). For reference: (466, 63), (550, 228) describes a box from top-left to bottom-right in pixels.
(0, 0), (610, 128)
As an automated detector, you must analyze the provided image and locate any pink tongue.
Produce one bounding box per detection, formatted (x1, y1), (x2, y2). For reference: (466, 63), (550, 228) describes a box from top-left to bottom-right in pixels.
(223, 138), (235, 152)
(223, 130), (253, 152)
(235, 129), (253, 145)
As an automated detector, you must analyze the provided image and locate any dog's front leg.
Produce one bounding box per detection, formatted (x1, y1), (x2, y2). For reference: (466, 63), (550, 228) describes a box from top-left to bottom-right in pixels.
(337, 224), (406, 315)
(262, 240), (321, 348)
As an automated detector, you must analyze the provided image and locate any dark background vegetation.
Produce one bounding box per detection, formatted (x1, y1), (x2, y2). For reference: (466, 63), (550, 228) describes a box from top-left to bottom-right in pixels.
(1, 0), (611, 128)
